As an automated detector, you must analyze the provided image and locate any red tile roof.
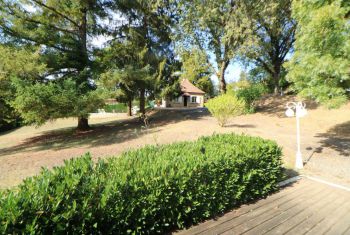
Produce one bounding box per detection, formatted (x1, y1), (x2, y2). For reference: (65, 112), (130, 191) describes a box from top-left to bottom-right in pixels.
(180, 79), (205, 95)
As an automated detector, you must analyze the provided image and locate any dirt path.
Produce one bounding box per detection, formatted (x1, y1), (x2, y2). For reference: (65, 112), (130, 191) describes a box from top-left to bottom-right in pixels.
(0, 96), (349, 188)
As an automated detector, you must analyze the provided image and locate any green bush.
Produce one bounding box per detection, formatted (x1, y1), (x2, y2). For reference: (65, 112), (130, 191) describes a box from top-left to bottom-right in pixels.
(0, 134), (283, 234)
(236, 84), (267, 113)
(205, 94), (246, 127)
(103, 103), (128, 113)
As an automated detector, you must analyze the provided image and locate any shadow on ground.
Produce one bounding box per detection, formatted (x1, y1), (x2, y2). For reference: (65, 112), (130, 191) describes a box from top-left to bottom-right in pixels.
(315, 121), (350, 157)
(0, 108), (211, 156)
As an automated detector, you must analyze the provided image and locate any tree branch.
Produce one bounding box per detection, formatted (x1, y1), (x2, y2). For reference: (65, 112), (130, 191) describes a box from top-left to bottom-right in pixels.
(31, 0), (79, 27)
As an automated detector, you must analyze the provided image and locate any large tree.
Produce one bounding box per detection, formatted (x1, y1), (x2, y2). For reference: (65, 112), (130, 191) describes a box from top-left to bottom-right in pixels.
(101, 0), (176, 114)
(285, 0), (350, 108)
(240, 0), (296, 94)
(176, 0), (252, 93)
(99, 40), (159, 116)
(0, 0), (111, 130)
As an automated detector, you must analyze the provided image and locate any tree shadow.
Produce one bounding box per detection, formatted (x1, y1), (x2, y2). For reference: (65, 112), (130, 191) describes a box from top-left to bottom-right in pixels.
(315, 121), (350, 157)
(0, 108), (210, 157)
(225, 124), (256, 128)
(255, 94), (319, 118)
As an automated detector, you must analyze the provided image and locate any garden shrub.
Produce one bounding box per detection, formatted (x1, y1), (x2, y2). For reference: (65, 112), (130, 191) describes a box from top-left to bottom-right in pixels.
(236, 83), (267, 113)
(0, 134), (283, 234)
(205, 94), (246, 127)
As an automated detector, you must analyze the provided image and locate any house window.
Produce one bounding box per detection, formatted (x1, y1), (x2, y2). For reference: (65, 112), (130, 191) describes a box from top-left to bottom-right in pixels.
(191, 96), (197, 103)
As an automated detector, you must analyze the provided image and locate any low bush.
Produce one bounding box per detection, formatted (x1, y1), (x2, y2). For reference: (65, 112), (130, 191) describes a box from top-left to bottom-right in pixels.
(205, 94), (246, 127)
(0, 134), (283, 234)
(103, 103), (128, 113)
(236, 84), (267, 113)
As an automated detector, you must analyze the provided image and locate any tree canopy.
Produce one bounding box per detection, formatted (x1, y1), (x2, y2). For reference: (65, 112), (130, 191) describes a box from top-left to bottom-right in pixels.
(0, 0), (111, 129)
(0, 0), (349, 132)
(176, 0), (253, 93)
(286, 0), (350, 108)
(240, 0), (295, 94)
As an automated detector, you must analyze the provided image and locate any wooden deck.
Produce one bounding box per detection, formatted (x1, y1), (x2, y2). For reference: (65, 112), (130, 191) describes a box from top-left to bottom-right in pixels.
(175, 178), (350, 235)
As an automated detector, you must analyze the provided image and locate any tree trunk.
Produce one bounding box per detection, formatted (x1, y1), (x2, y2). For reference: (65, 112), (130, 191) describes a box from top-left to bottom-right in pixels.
(77, 117), (89, 130)
(273, 62), (281, 95)
(273, 74), (279, 95)
(127, 99), (132, 116)
(139, 89), (145, 115)
(219, 61), (229, 94)
(79, 8), (88, 68)
(76, 9), (89, 131)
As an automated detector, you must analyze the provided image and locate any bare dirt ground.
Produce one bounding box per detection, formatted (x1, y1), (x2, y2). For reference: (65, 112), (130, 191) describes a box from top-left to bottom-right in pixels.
(0, 95), (349, 189)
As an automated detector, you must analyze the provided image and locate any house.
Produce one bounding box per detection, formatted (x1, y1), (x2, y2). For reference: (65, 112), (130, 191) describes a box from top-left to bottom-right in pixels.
(161, 79), (205, 108)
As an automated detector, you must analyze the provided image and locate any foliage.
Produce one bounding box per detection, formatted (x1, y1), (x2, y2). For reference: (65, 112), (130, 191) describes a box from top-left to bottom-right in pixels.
(176, 0), (253, 93)
(98, 0), (177, 114)
(285, 0), (350, 108)
(236, 84), (267, 113)
(0, 45), (46, 131)
(0, 0), (111, 129)
(0, 133), (283, 234)
(240, 0), (295, 94)
(11, 79), (105, 126)
(227, 77), (267, 113)
(205, 95), (246, 127)
(103, 103), (127, 113)
(180, 48), (214, 96)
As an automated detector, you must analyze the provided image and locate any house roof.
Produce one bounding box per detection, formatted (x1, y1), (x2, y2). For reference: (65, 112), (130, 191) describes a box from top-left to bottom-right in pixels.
(180, 79), (205, 95)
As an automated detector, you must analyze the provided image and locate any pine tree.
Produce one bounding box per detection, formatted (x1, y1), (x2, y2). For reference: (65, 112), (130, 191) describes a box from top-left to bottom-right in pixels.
(101, 0), (177, 114)
(0, 0), (111, 129)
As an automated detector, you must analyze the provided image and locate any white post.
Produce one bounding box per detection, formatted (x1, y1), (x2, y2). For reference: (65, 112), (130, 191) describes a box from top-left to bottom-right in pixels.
(295, 104), (303, 169)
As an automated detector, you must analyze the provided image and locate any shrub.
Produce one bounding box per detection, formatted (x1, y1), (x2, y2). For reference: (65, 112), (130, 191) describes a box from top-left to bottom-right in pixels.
(0, 134), (283, 234)
(205, 94), (246, 127)
(236, 84), (267, 113)
(103, 103), (128, 113)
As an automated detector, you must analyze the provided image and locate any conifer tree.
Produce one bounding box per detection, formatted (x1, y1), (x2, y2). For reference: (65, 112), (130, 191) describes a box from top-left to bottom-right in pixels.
(0, 0), (111, 129)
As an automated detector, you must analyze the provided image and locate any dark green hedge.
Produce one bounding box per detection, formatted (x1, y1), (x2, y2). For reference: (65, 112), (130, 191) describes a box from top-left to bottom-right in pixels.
(0, 134), (283, 234)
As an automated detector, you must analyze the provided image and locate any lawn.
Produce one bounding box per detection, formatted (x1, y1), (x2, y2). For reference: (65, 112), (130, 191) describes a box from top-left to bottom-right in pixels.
(0, 95), (349, 189)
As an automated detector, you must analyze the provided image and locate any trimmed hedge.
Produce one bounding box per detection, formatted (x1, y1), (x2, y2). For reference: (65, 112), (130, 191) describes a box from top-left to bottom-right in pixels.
(0, 134), (283, 234)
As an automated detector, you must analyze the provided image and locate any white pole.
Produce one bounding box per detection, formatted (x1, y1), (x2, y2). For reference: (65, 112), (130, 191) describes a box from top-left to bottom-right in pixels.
(295, 105), (303, 169)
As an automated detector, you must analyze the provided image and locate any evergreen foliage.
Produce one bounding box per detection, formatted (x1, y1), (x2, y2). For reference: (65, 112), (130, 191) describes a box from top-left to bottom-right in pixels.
(0, 134), (283, 234)
(0, 45), (46, 131)
(0, 0), (111, 129)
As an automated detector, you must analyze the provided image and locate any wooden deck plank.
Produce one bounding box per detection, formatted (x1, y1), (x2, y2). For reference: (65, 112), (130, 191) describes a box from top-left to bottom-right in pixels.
(174, 179), (350, 235)
(283, 190), (350, 235)
(222, 184), (329, 235)
(175, 180), (313, 235)
(242, 183), (338, 235)
(305, 196), (350, 235)
(324, 202), (350, 235)
(200, 181), (322, 235)
(263, 187), (343, 235)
